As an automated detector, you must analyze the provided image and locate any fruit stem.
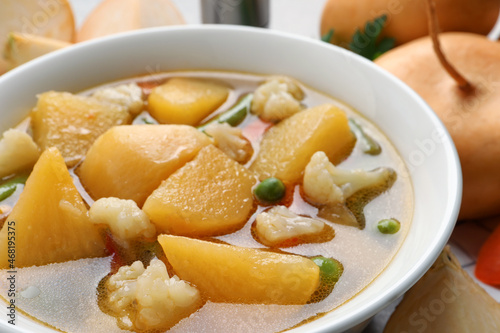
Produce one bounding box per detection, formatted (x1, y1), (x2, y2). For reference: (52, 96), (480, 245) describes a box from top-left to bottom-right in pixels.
(425, 0), (473, 92)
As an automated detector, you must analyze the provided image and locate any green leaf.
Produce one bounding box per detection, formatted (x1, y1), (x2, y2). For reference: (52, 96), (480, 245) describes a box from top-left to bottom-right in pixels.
(321, 29), (334, 43)
(377, 37), (396, 54)
(348, 15), (395, 61)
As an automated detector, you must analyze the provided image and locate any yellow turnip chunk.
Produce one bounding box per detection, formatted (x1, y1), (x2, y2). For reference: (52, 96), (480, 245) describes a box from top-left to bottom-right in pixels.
(148, 78), (230, 126)
(31, 91), (131, 166)
(158, 235), (320, 304)
(250, 104), (355, 182)
(79, 125), (211, 206)
(143, 145), (256, 236)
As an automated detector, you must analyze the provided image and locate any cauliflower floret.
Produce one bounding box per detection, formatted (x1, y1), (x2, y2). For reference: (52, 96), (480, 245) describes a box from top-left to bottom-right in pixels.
(251, 76), (305, 122)
(204, 122), (253, 163)
(303, 151), (395, 205)
(0, 129), (40, 178)
(106, 259), (202, 331)
(255, 206), (324, 246)
(89, 198), (156, 244)
(92, 83), (144, 116)
(107, 261), (145, 311)
(268, 76), (305, 100)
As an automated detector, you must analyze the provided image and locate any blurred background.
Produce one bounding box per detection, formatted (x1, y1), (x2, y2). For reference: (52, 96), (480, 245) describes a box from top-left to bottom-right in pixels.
(70, 0), (326, 37)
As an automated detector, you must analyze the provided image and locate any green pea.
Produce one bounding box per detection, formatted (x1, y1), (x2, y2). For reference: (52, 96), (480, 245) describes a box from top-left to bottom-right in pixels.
(308, 256), (343, 303)
(198, 93), (253, 131)
(0, 175), (28, 202)
(253, 177), (286, 203)
(377, 218), (401, 234)
(311, 256), (343, 282)
(348, 118), (382, 155)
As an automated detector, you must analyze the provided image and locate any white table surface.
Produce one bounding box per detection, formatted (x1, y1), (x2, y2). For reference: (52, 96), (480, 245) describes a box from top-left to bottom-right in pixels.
(67, 1), (500, 332)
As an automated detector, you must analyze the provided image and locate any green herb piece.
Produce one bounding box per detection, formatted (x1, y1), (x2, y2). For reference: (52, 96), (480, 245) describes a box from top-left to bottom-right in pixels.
(377, 218), (401, 234)
(349, 118), (382, 155)
(0, 187), (15, 202)
(348, 15), (395, 60)
(0, 175), (28, 202)
(321, 29), (334, 43)
(253, 177), (286, 204)
(198, 93), (253, 131)
(373, 36), (396, 59)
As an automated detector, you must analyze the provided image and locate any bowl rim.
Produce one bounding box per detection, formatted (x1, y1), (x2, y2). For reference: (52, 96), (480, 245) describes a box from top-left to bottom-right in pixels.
(0, 25), (462, 333)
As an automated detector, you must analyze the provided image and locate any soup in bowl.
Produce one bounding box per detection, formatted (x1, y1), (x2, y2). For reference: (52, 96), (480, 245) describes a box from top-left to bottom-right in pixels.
(0, 26), (461, 333)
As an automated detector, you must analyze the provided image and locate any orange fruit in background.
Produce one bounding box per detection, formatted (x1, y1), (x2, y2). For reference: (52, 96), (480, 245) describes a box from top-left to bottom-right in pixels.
(375, 33), (500, 219)
(320, 0), (499, 46)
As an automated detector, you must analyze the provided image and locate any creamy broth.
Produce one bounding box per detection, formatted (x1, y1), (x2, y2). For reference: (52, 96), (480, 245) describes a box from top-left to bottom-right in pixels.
(0, 71), (413, 333)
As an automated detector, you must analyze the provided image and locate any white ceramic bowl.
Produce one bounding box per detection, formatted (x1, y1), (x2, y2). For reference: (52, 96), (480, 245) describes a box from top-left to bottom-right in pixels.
(0, 26), (461, 333)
